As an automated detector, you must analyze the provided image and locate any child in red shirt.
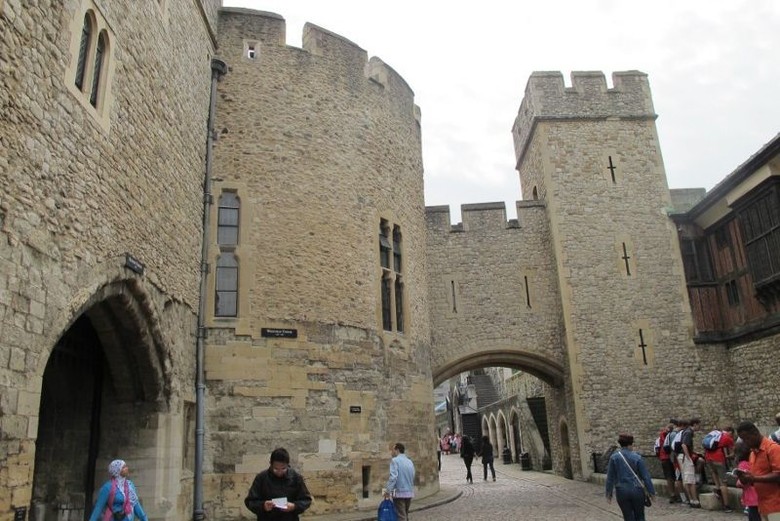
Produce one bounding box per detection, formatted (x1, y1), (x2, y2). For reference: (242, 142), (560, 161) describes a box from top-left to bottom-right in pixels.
(735, 443), (760, 521)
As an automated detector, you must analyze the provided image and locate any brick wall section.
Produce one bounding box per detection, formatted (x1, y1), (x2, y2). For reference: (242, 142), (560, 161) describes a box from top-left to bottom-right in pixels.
(0, 0), (216, 517)
(206, 9), (435, 518)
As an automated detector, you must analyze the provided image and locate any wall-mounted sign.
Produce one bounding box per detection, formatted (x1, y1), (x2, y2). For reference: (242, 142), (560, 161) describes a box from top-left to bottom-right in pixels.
(349, 406), (362, 414)
(261, 328), (297, 338)
(124, 253), (145, 275)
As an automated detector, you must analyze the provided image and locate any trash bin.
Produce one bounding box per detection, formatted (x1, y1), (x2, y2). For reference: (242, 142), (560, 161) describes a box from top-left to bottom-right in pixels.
(520, 452), (531, 470)
(502, 447), (512, 464)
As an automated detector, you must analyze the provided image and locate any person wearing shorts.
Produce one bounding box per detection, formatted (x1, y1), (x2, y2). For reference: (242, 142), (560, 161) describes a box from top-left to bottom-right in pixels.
(657, 422), (680, 503)
(678, 418), (702, 508)
(705, 426), (735, 512)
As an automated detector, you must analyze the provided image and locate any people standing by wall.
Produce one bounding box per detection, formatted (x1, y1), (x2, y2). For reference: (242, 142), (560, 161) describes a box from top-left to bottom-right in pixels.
(656, 421), (678, 503)
(384, 442), (416, 521)
(677, 417), (702, 508)
(704, 425), (735, 512)
(605, 433), (655, 521)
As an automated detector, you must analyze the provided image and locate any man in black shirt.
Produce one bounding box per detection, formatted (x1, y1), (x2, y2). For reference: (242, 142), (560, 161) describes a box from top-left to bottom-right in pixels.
(245, 448), (313, 520)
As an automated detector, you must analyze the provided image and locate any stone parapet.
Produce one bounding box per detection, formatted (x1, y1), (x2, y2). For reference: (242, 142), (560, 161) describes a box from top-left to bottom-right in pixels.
(513, 70), (655, 164)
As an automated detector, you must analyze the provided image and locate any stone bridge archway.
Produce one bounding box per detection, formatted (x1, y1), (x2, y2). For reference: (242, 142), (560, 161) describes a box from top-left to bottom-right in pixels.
(432, 345), (569, 476)
(432, 348), (565, 388)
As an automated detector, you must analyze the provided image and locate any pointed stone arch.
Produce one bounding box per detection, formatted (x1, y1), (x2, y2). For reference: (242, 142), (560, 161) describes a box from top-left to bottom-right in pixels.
(79, 278), (169, 403)
(29, 261), (185, 518)
(35, 261), (173, 403)
(509, 407), (522, 462)
(496, 410), (509, 454)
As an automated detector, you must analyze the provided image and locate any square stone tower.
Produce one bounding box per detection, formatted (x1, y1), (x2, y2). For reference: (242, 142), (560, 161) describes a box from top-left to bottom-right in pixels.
(512, 71), (711, 476)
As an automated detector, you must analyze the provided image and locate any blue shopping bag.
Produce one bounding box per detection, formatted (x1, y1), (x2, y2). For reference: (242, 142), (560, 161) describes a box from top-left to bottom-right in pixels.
(377, 498), (397, 521)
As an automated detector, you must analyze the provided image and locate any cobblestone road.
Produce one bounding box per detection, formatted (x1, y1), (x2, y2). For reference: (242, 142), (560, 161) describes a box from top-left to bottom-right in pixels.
(421, 454), (744, 520)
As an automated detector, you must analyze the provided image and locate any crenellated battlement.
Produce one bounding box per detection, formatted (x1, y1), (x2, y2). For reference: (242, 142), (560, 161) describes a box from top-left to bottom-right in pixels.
(218, 8), (415, 105)
(512, 70), (656, 163)
(425, 200), (546, 233)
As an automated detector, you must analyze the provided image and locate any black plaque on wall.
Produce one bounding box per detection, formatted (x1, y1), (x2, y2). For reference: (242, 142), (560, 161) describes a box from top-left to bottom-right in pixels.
(261, 328), (298, 338)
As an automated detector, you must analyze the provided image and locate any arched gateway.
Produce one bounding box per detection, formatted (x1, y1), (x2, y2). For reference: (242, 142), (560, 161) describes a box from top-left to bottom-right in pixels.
(5, 2), (757, 519)
(30, 277), (193, 520)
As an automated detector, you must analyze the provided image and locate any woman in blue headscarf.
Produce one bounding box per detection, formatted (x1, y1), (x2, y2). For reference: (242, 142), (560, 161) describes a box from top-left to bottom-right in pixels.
(88, 459), (148, 521)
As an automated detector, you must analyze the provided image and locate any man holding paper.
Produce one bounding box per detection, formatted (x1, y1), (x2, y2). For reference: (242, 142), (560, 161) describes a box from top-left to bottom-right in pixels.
(245, 447), (313, 520)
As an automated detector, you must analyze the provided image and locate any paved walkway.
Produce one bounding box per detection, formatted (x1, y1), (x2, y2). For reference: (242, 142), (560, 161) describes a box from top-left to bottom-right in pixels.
(309, 453), (745, 520)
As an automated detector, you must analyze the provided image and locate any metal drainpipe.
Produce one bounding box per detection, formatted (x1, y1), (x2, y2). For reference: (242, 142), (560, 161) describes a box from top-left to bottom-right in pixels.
(194, 57), (227, 521)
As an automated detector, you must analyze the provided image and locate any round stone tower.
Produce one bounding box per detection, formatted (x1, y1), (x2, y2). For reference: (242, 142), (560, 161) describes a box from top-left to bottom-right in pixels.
(206, 8), (435, 517)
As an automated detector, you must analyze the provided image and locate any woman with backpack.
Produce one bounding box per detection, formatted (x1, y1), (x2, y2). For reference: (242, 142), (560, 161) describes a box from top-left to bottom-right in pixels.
(605, 433), (656, 521)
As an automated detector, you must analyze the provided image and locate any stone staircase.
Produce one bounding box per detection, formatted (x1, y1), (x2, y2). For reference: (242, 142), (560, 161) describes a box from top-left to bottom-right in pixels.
(468, 374), (500, 407)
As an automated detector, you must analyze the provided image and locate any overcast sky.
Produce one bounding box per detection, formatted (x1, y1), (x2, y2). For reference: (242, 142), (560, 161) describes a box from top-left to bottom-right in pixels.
(223, 1), (779, 221)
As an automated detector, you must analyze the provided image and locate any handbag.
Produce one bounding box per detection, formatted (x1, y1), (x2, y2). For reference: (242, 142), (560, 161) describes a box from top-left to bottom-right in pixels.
(616, 450), (652, 507)
(377, 498), (397, 521)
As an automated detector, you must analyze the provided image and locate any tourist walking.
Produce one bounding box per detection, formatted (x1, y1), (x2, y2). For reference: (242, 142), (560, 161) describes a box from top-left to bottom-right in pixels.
(605, 433), (655, 521)
(460, 435), (475, 483)
(477, 436), (496, 482)
(384, 442), (416, 521)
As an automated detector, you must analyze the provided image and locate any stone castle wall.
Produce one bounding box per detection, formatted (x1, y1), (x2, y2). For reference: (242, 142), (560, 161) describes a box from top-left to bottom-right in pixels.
(0, 0), (218, 517)
(425, 201), (565, 383)
(2, 1), (775, 518)
(204, 9), (435, 518)
(514, 71), (737, 475)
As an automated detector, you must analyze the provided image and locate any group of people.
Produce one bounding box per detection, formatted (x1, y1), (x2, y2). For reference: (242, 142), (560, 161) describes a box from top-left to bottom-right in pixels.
(457, 434), (496, 484)
(605, 416), (780, 521)
(653, 417), (734, 511)
(439, 432), (461, 455)
(438, 432), (497, 484)
(87, 415), (780, 521)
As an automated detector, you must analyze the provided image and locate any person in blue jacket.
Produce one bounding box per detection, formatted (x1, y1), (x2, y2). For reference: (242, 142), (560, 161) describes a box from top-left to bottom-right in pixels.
(88, 459), (148, 521)
(605, 433), (656, 521)
(383, 442), (416, 521)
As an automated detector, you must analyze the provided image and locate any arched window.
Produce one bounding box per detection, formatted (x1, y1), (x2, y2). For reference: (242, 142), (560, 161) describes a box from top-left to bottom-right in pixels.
(378, 219), (404, 332)
(89, 31), (108, 107)
(217, 192), (240, 245)
(215, 253), (238, 317)
(75, 14), (94, 90)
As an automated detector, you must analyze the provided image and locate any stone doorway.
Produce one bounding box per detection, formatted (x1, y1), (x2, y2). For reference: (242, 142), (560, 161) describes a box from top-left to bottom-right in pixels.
(33, 316), (104, 520)
(31, 284), (170, 521)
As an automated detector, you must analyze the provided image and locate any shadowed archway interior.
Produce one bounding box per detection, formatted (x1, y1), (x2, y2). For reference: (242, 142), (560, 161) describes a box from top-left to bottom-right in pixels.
(32, 286), (167, 519)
